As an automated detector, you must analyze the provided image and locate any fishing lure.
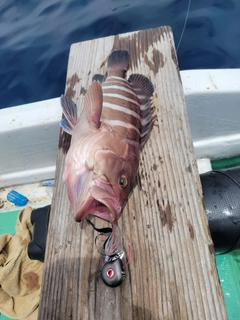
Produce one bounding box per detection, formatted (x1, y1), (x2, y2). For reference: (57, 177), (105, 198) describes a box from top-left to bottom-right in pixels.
(87, 219), (132, 287)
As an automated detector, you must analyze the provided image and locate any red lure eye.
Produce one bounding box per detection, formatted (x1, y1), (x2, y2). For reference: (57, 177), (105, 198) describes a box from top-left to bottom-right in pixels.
(106, 268), (115, 278)
(119, 175), (128, 188)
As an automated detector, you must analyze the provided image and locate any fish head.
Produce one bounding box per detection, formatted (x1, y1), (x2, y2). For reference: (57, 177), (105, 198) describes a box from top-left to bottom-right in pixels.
(93, 149), (138, 218)
(67, 148), (138, 224)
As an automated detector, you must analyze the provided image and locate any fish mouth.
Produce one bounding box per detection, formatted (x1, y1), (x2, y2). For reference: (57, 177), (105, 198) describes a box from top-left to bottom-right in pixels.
(74, 176), (121, 223)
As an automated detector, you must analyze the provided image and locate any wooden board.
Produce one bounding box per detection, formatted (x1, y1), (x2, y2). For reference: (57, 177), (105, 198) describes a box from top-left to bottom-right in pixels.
(38, 26), (227, 320)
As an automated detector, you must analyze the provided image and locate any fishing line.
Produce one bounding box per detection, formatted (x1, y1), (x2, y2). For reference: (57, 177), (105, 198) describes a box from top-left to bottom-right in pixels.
(123, 243), (132, 269)
(176, 0), (192, 52)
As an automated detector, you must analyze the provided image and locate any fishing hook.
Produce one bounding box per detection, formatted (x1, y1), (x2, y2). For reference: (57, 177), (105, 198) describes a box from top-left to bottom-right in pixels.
(87, 219), (131, 287)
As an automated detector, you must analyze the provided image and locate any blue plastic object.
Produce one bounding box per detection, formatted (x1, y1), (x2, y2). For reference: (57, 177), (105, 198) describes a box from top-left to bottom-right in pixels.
(7, 190), (28, 206)
(41, 179), (54, 187)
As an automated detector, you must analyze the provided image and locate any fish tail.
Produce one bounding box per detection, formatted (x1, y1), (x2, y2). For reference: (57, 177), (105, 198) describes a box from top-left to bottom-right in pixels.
(107, 50), (130, 77)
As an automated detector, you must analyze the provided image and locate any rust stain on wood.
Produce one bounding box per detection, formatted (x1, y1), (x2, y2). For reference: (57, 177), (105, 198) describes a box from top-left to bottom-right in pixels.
(159, 156), (164, 164)
(65, 72), (80, 99)
(80, 86), (87, 95)
(144, 48), (165, 75)
(158, 201), (176, 232)
(187, 219), (195, 240)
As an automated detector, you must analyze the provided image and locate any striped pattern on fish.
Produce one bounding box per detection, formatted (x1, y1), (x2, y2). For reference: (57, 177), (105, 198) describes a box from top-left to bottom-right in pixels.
(102, 76), (141, 143)
(60, 50), (155, 223)
(101, 74), (154, 148)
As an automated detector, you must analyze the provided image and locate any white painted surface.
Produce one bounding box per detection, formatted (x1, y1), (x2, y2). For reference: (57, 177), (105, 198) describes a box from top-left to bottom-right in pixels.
(0, 69), (240, 188)
(0, 98), (61, 187)
(196, 158), (212, 174)
(181, 69), (240, 159)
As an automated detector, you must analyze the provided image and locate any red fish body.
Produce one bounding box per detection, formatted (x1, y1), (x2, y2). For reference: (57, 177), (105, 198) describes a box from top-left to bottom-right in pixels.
(60, 50), (154, 223)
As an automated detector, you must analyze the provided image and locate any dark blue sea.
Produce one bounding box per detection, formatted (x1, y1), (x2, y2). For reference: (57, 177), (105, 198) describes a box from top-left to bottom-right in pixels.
(0, 0), (239, 109)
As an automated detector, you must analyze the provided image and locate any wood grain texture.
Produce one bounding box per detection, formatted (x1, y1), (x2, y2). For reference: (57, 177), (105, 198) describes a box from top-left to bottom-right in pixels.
(38, 27), (227, 320)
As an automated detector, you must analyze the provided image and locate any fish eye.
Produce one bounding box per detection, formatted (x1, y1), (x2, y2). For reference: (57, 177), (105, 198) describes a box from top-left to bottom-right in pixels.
(119, 175), (128, 189)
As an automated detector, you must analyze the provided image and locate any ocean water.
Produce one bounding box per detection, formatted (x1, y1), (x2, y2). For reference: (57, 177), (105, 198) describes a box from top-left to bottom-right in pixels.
(0, 0), (239, 109)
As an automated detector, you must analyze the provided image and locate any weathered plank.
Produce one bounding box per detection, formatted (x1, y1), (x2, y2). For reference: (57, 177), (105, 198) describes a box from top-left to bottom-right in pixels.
(38, 26), (227, 320)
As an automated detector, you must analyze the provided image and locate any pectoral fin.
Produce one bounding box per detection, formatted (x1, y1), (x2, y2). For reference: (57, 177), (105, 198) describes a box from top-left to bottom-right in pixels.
(60, 95), (78, 135)
(84, 81), (103, 128)
(60, 118), (73, 135)
(128, 74), (154, 104)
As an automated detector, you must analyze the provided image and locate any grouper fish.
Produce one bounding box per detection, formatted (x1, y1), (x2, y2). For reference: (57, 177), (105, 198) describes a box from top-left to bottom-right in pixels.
(60, 50), (154, 224)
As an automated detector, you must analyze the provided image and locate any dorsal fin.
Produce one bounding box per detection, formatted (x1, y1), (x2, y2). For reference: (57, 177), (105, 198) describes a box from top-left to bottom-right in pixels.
(128, 74), (154, 104)
(60, 95), (78, 135)
(84, 81), (103, 128)
(128, 74), (155, 149)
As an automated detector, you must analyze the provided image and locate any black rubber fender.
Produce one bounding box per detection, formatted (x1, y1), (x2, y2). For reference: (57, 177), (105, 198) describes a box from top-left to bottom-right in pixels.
(200, 168), (240, 254)
(27, 205), (51, 262)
